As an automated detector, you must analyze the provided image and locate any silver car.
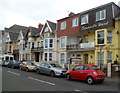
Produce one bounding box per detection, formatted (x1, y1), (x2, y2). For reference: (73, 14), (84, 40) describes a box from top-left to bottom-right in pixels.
(36, 62), (67, 77)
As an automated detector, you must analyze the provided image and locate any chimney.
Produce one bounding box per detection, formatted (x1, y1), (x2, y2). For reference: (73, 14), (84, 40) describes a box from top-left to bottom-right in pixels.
(68, 12), (75, 17)
(38, 23), (43, 30)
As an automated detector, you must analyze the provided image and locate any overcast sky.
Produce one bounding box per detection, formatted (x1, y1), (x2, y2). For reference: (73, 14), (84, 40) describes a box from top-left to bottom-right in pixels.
(0, 0), (120, 30)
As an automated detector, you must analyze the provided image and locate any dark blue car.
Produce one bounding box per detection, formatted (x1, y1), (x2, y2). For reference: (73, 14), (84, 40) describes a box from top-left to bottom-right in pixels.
(7, 60), (21, 69)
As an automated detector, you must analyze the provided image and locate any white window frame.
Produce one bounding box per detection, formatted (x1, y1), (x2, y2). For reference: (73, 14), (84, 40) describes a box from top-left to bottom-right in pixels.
(60, 36), (66, 48)
(60, 21), (66, 30)
(60, 53), (65, 63)
(44, 52), (53, 61)
(96, 10), (106, 21)
(81, 14), (88, 25)
(107, 31), (112, 44)
(44, 38), (54, 49)
(107, 51), (112, 63)
(72, 17), (78, 27)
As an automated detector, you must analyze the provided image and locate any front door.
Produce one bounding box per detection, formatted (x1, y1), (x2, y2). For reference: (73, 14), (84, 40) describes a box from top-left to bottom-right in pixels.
(84, 54), (88, 64)
(35, 52), (39, 62)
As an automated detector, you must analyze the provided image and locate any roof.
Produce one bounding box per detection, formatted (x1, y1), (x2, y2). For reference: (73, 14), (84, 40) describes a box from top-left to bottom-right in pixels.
(4, 24), (28, 33)
(9, 32), (19, 42)
(57, 13), (80, 21)
(40, 20), (56, 35)
(28, 26), (41, 36)
(80, 2), (120, 14)
(47, 20), (56, 32)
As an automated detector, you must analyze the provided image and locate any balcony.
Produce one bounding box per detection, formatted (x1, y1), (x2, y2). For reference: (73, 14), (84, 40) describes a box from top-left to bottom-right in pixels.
(13, 49), (19, 54)
(66, 42), (95, 51)
(31, 47), (43, 52)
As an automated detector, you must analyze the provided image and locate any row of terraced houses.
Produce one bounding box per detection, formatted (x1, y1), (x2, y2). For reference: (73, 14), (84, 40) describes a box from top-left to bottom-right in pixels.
(1, 2), (120, 75)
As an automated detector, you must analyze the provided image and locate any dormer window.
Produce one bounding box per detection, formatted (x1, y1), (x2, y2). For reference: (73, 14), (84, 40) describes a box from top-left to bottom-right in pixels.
(96, 10), (106, 21)
(44, 27), (49, 32)
(81, 14), (88, 25)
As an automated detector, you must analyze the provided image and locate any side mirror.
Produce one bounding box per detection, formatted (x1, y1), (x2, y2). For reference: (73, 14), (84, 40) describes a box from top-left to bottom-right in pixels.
(72, 68), (75, 71)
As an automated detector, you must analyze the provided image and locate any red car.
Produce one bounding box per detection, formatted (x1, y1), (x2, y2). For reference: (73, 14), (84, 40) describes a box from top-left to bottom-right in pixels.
(65, 64), (105, 84)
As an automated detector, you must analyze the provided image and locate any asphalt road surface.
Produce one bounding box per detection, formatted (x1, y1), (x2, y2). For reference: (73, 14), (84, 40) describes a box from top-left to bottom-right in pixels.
(1, 66), (119, 93)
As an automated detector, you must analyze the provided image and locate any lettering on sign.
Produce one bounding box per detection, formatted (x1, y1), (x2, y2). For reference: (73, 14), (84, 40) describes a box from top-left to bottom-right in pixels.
(82, 21), (109, 30)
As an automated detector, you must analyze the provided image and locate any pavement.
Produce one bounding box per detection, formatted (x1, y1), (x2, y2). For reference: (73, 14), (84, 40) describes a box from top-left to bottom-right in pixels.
(105, 76), (120, 85)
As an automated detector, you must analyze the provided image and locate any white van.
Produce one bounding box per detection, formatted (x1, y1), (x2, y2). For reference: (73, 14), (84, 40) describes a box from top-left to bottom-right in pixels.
(0, 54), (14, 66)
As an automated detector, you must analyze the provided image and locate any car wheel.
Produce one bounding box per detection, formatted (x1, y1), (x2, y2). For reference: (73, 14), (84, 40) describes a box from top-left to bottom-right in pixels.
(20, 67), (22, 70)
(36, 69), (40, 74)
(7, 65), (9, 68)
(87, 77), (94, 85)
(50, 71), (55, 77)
(26, 68), (29, 72)
(12, 66), (14, 69)
(66, 74), (71, 80)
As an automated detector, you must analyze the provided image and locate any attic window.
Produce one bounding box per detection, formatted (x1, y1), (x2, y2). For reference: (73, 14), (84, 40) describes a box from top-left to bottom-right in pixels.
(45, 27), (49, 32)
(28, 32), (31, 36)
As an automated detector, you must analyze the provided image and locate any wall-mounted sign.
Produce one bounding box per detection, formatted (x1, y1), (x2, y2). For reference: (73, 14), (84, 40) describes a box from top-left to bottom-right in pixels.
(82, 21), (109, 30)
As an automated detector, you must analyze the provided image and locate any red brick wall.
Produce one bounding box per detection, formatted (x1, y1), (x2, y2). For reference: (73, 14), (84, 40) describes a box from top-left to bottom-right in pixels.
(57, 14), (80, 37)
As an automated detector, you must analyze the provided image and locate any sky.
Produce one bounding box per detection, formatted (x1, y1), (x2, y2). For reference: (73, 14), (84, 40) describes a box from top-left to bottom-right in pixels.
(0, 0), (120, 30)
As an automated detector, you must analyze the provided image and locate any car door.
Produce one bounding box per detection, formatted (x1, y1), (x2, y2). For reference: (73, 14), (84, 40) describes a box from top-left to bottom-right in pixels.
(71, 65), (84, 80)
(39, 63), (46, 73)
(44, 63), (51, 74)
(80, 65), (90, 80)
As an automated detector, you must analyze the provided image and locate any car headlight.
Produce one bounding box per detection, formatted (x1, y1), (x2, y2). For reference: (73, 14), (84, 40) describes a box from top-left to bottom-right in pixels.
(93, 71), (98, 76)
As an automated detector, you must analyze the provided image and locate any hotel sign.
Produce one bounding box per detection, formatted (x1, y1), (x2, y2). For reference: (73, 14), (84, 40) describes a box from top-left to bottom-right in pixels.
(82, 21), (109, 30)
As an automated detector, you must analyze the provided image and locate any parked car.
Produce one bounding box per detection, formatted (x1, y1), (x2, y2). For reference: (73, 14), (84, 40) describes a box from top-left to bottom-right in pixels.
(36, 62), (67, 77)
(65, 64), (105, 84)
(19, 62), (36, 71)
(7, 60), (21, 68)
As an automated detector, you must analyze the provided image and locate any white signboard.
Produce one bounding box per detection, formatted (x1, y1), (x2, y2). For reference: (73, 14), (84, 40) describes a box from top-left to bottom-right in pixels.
(80, 42), (94, 48)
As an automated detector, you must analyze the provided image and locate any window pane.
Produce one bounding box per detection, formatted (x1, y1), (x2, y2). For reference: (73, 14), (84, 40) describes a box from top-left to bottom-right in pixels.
(60, 21), (66, 30)
(49, 53), (52, 61)
(97, 31), (104, 44)
(72, 18), (78, 27)
(60, 53), (65, 63)
(107, 31), (112, 44)
(81, 14), (88, 25)
(45, 39), (48, 48)
(49, 39), (53, 48)
(45, 53), (47, 61)
(107, 52), (112, 63)
(61, 37), (65, 48)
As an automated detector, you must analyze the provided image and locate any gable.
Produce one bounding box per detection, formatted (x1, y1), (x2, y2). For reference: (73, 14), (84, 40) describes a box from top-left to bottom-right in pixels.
(17, 31), (24, 40)
(40, 23), (51, 35)
(6, 33), (11, 42)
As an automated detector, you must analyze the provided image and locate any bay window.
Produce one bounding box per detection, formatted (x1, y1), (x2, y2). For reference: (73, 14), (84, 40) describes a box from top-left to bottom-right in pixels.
(44, 52), (53, 61)
(44, 38), (54, 49)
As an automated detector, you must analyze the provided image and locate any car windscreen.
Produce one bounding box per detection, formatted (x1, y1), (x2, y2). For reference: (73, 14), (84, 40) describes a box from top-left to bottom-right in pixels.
(92, 66), (100, 70)
(50, 63), (62, 68)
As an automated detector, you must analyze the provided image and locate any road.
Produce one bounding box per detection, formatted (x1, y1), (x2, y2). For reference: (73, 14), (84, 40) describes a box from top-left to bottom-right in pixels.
(1, 66), (119, 93)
